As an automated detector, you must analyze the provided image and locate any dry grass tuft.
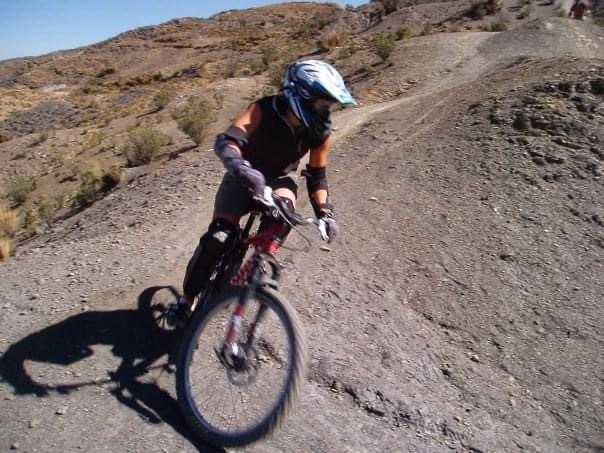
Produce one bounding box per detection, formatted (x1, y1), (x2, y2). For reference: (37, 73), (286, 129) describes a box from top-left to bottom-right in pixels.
(0, 238), (12, 260)
(0, 208), (20, 237)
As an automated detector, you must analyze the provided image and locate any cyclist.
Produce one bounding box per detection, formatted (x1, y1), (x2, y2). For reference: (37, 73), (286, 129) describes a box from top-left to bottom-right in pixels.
(169, 60), (356, 324)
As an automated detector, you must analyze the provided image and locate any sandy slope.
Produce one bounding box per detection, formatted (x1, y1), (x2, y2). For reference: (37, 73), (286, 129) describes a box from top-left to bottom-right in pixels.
(1, 19), (603, 453)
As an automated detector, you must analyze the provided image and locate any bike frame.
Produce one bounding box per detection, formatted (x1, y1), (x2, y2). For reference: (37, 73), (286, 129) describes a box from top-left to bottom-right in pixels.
(223, 212), (287, 346)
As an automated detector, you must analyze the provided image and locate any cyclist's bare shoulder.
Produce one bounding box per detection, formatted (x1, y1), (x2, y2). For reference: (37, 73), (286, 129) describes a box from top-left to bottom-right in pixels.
(232, 101), (262, 135)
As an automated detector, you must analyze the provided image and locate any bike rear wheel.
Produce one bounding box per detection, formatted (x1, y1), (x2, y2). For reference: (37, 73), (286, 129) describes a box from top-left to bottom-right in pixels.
(176, 287), (307, 447)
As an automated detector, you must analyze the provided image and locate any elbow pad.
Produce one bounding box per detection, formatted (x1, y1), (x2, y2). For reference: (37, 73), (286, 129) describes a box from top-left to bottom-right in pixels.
(214, 125), (248, 173)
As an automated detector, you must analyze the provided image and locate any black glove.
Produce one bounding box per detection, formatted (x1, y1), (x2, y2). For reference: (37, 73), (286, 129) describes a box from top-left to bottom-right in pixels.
(231, 159), (266, 197)
(318, 210), (339, 243)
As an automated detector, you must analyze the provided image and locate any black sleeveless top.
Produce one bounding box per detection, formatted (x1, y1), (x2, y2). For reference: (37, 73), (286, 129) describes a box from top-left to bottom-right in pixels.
(242, 96), (330, 178)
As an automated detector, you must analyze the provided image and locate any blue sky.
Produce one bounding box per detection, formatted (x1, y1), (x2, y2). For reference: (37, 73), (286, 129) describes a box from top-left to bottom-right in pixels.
(0, 1), (367, 61)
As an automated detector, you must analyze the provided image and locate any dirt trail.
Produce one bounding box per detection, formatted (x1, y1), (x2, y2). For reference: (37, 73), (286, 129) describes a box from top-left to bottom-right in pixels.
(1, 22), (603, 453)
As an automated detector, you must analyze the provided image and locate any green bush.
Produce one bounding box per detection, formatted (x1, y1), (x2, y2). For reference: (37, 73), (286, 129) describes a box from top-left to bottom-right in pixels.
(6, 175), (36, 205)
(123, 125), (170, 166)
(172, 97), (217, 146)
(371, 32), (396, 62)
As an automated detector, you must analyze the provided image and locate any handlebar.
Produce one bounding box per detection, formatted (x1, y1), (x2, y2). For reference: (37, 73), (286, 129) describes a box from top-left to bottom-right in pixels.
(253, 187), (330, 242)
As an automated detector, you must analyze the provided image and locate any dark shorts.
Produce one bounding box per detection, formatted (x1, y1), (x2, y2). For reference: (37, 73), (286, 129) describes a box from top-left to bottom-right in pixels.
(214, 173), (298, 217)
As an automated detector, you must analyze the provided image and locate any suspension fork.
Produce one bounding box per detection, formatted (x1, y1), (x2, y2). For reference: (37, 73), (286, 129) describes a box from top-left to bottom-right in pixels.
(224, 254), (262, 345)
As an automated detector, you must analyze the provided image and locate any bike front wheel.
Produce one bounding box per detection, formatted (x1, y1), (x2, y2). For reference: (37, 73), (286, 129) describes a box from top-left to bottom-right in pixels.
(176, 287), (308, 448)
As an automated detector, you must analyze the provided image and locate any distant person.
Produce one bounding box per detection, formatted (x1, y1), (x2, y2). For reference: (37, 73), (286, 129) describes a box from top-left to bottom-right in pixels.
(569, 0), (588, 20)
(167, 60), (356, 325)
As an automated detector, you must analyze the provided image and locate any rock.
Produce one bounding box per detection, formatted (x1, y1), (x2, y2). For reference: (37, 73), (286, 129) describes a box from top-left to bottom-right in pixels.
(553, 138), (582, 150)
(320, 245), (331, 252)
(10, 442), (19, 450)
(589, 78), (604, 95)
(28, 419), (41, 428)
(499, 253), (515, 262)
(56, 406), (68, 415)
(557, 81), (573, 93)
(512, 112), (530, 130)
(369, 196), (378, 201)
(532, 157), (546, 166)
(544, 154), (565, 164)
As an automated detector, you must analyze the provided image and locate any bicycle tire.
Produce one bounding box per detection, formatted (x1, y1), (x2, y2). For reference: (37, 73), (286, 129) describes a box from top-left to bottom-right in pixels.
(176, 286), (308, 448)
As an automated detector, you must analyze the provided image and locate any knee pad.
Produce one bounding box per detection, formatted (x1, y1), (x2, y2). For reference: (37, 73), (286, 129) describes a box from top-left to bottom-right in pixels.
(183, 218), (238, 296)
(200, 218), (238, 261)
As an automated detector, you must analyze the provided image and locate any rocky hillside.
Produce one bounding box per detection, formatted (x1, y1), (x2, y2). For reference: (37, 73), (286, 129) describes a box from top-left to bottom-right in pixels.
(0, 1), (603, 452)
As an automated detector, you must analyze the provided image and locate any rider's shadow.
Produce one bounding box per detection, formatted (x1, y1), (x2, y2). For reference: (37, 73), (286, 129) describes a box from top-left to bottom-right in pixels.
(0, 286), (224, 453)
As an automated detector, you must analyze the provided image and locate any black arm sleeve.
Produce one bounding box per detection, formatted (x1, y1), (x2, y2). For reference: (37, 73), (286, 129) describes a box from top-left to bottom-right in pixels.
(301, 164), (333, 217)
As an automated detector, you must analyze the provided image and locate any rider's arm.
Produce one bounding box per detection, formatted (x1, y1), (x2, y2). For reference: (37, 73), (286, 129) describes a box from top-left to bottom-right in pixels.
(305, 136), (333, 217)
(214, 102), (262, 174)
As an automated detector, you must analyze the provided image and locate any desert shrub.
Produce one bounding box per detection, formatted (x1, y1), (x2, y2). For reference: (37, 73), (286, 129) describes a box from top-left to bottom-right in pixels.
(490, 19), (509, 31)
(224, 59), (239, 78)
(371, 32), (396, 62)
(421, 23), (434, 35)
(73, 164), (121, 207)
(12, 150), (28, 160)
(469, 0), (502, 18)
(172, 97), (217, 146)
(6, 175), (36, 205)
(363, 64), (377, 75)
(37, 196), (64, 226)
(152, 88), (174, 111)
(0, 208), (19, 237)
(338, 42), (363, 59)
(21, 208), (38, 233)
(29, 132), (49, 147)
(319, 29), (348, 51)
(84, 130), (104, 149)
(516, 3), (533, 18)
(396, 25), (412, 40)
(97, 67), (116, 78)
(292, 10), (338, 38)
(249, 59), (266, 74)
(0, 238), (12, 260)
(369, 2), (386, 20)
(268, 60), (293, 90)
(371, 0), (399, 15)
(261, 44), (278, 68)
(123, 125), (170, 166)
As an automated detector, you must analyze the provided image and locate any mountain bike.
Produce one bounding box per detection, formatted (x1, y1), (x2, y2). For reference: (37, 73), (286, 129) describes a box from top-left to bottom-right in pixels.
(171, 187), (330, 448)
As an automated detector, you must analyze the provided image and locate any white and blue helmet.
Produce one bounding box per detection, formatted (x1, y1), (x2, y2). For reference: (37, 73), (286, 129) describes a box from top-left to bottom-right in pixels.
(281, 60), (356, 128)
